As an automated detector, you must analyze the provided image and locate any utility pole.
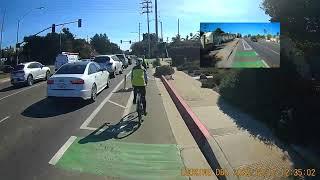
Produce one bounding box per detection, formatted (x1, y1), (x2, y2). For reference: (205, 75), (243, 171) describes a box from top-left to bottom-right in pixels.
(141, 0), (152, 58)
(0, 9), (6, 54)
(155, 0), (158, 41)
(178, 18), (180, 37)
(160, 21), (163, 41)
(139, 22), (141, 42)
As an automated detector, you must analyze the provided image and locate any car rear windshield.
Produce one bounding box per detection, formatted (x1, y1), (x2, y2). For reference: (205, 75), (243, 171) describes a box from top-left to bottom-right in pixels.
(93, 56), (110, 63)
(116, 55), (125, 61)
(13, 65), (24, 71)
(55, 64), (86, 74)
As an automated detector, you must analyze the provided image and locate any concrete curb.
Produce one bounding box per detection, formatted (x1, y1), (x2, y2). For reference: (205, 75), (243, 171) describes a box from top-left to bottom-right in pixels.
(226, 39), (239, 61)
(161, 76), (237, 180)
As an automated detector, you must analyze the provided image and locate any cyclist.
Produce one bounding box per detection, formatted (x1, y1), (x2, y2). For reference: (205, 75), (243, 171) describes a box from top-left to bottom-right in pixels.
(131, 58), (148, 116)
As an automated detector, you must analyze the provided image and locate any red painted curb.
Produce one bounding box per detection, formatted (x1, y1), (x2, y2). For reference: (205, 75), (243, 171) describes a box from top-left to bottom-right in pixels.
(161, 76), (211, 139)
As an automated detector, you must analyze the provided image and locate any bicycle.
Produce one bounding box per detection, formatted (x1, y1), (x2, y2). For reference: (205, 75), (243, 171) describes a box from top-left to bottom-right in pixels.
(136, 88), (144, 123)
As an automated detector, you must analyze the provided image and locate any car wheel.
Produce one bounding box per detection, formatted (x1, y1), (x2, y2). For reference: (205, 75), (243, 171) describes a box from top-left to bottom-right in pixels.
(27, 75), (33, 86)
(110, 72), (115, 78)
(106, 80), (110, 88)
(90, 84), (97, 102)
(45, 71), (50, 80)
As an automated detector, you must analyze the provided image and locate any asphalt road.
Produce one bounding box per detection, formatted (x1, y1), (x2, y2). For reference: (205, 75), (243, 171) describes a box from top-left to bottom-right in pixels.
(230, 38), (280, 68)
(0, 65), (182, 180)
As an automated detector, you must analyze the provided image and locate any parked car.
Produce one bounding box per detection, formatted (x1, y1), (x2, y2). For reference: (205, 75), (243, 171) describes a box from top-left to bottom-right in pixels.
(54, 52), (80, 71)
(93, 55), (123, 78)
(47, 61), (109, 102)
(10, 62), (51, 86)
(0, 65), (13, 73)
(115, 54), (129, 68)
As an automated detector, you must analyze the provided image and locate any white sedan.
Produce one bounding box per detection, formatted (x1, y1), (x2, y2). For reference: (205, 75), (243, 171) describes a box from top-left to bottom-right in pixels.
(47, 61), (110, 102)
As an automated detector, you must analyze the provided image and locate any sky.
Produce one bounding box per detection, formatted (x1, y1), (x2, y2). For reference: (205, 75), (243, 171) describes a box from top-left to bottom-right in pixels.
(0, 0), (271, 50)
(200, 22), (280, 36)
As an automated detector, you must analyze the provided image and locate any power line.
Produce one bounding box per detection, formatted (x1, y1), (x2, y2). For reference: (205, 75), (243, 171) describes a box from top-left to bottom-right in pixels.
(141, 0), (152, 58)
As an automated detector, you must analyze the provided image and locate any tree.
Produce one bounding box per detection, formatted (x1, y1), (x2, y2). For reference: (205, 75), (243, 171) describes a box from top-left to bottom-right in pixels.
(90, 33), (121, 55)
(21, 29), (96, 64)
(248, 34), (251, 37)
(73, 39), (94, 58)
(267, 34), (272, 40)
(262, 0), (320, 42)
(214, 28), (224, 34)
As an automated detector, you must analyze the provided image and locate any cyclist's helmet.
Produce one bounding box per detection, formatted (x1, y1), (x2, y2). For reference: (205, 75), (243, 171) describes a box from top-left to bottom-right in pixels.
(136, 58), (143, 65)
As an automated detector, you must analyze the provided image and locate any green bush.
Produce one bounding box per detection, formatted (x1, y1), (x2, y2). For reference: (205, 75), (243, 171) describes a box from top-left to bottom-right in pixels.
(172, 55), (185, 66)
(154, 65), (175, 77)
(152, 58), (161, 68)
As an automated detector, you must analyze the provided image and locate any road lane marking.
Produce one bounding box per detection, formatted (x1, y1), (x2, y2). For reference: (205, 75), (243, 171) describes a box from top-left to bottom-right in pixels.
(49, 136), (77, 165)
(255, 42), (280, 55)
(0, 82), (45, 102)
(242, 39), (252, 51)
(80, 71), (132, 130)
(108, 100), (126, 109)
(261, 59), (270, 68)
(0, 116), (10, 124)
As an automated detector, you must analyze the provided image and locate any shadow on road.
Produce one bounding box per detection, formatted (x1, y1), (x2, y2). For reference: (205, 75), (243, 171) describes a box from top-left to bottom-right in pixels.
(79, 112), (140, 144)
(21, 98), (90, 118)
(217, 97), (308, 168)
(0, 85), (19, 92)
(114, 87), (133, 93)
(0, 81), (43, 92)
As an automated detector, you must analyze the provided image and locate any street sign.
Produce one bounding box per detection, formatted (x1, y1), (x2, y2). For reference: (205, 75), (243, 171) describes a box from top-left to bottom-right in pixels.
(52, 24), (56, 33)
(78, 19), (82, 28)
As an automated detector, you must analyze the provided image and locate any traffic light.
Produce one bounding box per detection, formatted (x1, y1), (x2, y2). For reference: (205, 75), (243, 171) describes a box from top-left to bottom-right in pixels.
(78, 19), (82, 28)
(52, 24), (56, 33)
(120, 40), (122, 44)
(129, 40), (131, 44)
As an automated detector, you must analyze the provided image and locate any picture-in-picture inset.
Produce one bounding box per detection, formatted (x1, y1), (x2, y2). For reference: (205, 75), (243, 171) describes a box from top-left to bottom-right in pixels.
(200, 22), (280, 68)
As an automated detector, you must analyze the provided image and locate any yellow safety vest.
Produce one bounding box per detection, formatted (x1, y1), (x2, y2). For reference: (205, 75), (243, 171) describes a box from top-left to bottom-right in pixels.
(132, 66), (146, 86)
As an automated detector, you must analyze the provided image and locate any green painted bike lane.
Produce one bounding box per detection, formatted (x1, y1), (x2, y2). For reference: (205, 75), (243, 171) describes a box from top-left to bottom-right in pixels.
(49, 69), (189, 180)
(232, 51), (268, 68)
(56, 138), (186, 179)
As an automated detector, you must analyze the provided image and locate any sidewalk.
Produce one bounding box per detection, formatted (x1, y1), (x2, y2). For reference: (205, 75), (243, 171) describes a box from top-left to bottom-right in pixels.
(154, 67), (218, 180)
(162, 68), (307, 180)
(209, 39), (239, 62)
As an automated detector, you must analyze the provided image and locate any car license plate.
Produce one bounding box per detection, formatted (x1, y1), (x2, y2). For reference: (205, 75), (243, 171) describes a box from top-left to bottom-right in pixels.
(57, 83), (66, 89)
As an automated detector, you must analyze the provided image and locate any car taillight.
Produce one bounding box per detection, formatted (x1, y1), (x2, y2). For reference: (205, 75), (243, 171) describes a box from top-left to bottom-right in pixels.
(47, 79), (54, 84)
(71, 79), (84, 84)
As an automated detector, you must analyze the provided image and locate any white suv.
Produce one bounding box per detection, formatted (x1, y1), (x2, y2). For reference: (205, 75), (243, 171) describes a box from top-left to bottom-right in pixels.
(10, 62), (51, 86)
(93, 55), (123, 78)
